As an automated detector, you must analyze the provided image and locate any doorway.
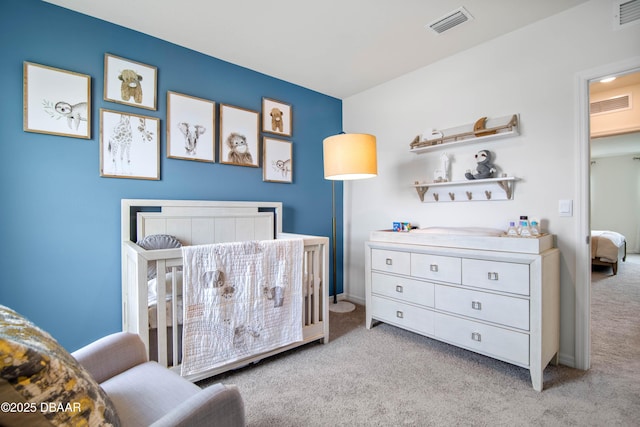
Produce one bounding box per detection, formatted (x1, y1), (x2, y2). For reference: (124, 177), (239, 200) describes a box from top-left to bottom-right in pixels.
(575, 57), (640, 370)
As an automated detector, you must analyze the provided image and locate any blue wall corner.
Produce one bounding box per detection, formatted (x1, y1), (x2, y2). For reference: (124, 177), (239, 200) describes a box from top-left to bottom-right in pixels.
(0, 0), (344, 351)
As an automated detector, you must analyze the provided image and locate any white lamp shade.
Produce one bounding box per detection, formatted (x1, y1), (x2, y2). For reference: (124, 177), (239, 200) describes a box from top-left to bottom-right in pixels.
(323, 133), (378, 180)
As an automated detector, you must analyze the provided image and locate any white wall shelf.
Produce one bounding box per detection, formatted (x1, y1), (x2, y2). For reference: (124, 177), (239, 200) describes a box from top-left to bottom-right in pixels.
(409, 114), (519, 154)
(413, 176), (519, 202)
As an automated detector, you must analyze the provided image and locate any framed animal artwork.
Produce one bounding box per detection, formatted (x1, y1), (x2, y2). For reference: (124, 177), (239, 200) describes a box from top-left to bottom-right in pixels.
(262, 97), (292, 137)
(99, 108), (160, 180)
(104, 53), (157, 110)
(23, 62), (91, 139)
(167, 91), (216, 163)
(263, 137), (292, 183)
(219, 104), (260, 168)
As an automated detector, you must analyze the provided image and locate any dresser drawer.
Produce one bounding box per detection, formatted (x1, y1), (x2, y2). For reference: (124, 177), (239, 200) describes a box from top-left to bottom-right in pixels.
(434, 313), (529, 366)
(411, 253), (461, 284)
(434, 285), (529, 330)
(372, 272), (434, 308)
(371, 295), (434, 336)
(371, 249), (411, 275)
(462, 259), (530, 295)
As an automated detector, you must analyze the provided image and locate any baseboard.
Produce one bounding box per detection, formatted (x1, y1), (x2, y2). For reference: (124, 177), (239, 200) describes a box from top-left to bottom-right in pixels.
(558, 352), (576, 368)
(343, 294), (364, 306)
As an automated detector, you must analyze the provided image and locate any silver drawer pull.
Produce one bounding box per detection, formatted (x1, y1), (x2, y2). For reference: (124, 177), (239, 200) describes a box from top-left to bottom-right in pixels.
(471, 301), (482, 310)
(430, 264), (438, 272)
(396, 311), (404, 319)
(487, 272), (499, 280)
(386, 258), (393, 265)
(471, 332), (482, 342)
(395, 285), (403, 293)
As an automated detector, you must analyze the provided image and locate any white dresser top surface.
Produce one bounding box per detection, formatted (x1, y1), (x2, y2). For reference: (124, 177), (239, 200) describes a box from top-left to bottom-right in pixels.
(369, 228), (554, 254)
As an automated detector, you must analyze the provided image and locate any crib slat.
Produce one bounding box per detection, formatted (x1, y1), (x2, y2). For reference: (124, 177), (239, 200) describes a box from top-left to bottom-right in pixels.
(170, 266), (180, 367)
(156, 259), (168, 367)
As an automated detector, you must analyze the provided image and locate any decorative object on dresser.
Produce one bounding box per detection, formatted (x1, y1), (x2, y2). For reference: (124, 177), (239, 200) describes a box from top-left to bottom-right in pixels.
(323, 133), (378, 312)
(365, 228), (560, 391)
(121, 199), (329, 382)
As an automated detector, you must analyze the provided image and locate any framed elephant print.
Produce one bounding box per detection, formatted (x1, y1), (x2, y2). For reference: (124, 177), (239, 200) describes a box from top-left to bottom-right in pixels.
(104, 54), (157, 110)
(262, 97), (292, 137)
(167, 91), (216, 162)
(23, 61), (91, 139)
(99, 109), (160, 180)
(263, 137), (292, 183)
(219, 104), (260, 167)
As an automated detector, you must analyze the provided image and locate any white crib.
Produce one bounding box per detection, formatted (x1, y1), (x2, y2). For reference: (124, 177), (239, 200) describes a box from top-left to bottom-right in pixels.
(121, 199), (329, 382)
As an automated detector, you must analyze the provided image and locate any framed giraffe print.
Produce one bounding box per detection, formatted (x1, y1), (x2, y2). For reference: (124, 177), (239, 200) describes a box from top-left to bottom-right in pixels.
(99, 109), (160, 180)
(23, 61), (91, 139)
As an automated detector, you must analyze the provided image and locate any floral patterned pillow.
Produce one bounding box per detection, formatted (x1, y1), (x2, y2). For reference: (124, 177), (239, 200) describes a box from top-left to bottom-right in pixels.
(0, 305), (121, 426)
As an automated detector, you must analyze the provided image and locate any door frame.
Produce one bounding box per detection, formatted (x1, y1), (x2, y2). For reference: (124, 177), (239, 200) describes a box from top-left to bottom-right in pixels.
(574, 56), (640, 370)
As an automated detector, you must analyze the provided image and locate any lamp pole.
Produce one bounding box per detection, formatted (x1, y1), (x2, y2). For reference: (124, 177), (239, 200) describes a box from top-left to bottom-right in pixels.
(332, 180), (338, 304)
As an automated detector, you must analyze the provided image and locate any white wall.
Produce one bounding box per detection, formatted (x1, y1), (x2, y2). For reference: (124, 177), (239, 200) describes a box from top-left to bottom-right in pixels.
(342, 0), (640, 366)
(591, 152), (640, 253)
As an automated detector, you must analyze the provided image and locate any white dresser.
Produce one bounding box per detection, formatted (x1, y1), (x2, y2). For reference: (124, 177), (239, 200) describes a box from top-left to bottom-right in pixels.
(365, 230), (560, 391)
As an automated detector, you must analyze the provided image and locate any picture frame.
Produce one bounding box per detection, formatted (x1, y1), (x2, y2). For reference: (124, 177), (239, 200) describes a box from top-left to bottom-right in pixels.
(23, 61), (91, 139)
(167, 91), (216, 162)
(219, 104), (260, 167)
(99, 108), (160, 180)
(262, 97), (292, 137)
(263, 137), (293, 183)
(104, 53), (157, 110)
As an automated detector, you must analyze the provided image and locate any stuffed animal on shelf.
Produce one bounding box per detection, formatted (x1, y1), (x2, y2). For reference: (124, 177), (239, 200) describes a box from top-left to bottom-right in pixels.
(465, 149), (496, 180)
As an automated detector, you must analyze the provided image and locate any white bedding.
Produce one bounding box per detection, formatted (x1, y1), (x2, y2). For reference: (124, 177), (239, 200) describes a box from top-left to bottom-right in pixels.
(591, 230), (626, 263)
(180, 239), (304, 378)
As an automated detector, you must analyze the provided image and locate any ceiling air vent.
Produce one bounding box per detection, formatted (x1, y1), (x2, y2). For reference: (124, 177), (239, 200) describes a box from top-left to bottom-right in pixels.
(590, 94), (631, 115)
(427, 7), (474, 34)
(613, 0), (640, 29)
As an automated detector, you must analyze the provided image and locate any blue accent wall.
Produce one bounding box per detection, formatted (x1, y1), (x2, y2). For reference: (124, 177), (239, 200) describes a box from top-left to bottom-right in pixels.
(0, 0), (344, 351)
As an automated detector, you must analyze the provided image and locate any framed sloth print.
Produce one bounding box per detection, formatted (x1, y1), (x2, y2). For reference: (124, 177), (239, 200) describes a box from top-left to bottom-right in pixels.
(23, 61), (91, 139)
(263, 137), (292, 183)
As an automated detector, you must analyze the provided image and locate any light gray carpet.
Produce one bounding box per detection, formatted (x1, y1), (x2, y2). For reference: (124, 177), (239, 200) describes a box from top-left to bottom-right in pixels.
(201, 260), (640, 426)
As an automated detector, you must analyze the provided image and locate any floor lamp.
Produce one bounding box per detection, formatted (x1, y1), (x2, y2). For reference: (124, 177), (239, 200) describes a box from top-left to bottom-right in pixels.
(323, 133), (377, 313)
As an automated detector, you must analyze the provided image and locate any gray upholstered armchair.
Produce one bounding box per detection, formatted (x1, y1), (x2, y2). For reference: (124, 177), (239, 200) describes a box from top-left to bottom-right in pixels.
(72, 332), (245, 427)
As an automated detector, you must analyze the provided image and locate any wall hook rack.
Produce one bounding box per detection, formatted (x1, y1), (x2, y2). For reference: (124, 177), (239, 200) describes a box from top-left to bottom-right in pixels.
(412, 176), (519, 203)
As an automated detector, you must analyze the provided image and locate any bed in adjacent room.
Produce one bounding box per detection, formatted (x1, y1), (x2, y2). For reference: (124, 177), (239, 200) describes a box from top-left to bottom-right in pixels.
(591, 230), (626, 275)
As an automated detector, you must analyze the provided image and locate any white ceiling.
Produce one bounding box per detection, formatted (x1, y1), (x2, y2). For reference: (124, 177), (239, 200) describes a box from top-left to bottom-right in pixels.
(43, 0), (590, 99)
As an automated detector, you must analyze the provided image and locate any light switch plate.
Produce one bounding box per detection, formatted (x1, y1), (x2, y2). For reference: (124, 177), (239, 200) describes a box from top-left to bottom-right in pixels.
(559, 199), (573, 217)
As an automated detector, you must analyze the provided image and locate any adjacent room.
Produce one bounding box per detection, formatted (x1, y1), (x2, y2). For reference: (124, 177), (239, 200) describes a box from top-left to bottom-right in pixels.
(1, 0), (639, 425)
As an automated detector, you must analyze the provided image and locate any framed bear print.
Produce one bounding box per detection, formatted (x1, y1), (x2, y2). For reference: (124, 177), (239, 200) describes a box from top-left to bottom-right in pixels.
(167, 91), (216, 162)
(23, 61), (91, 139)
(104, 54), (157, 110)
(219, 104), (260, 167)
(262, 97), (292, 137)
(99, 108), (160, 180)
